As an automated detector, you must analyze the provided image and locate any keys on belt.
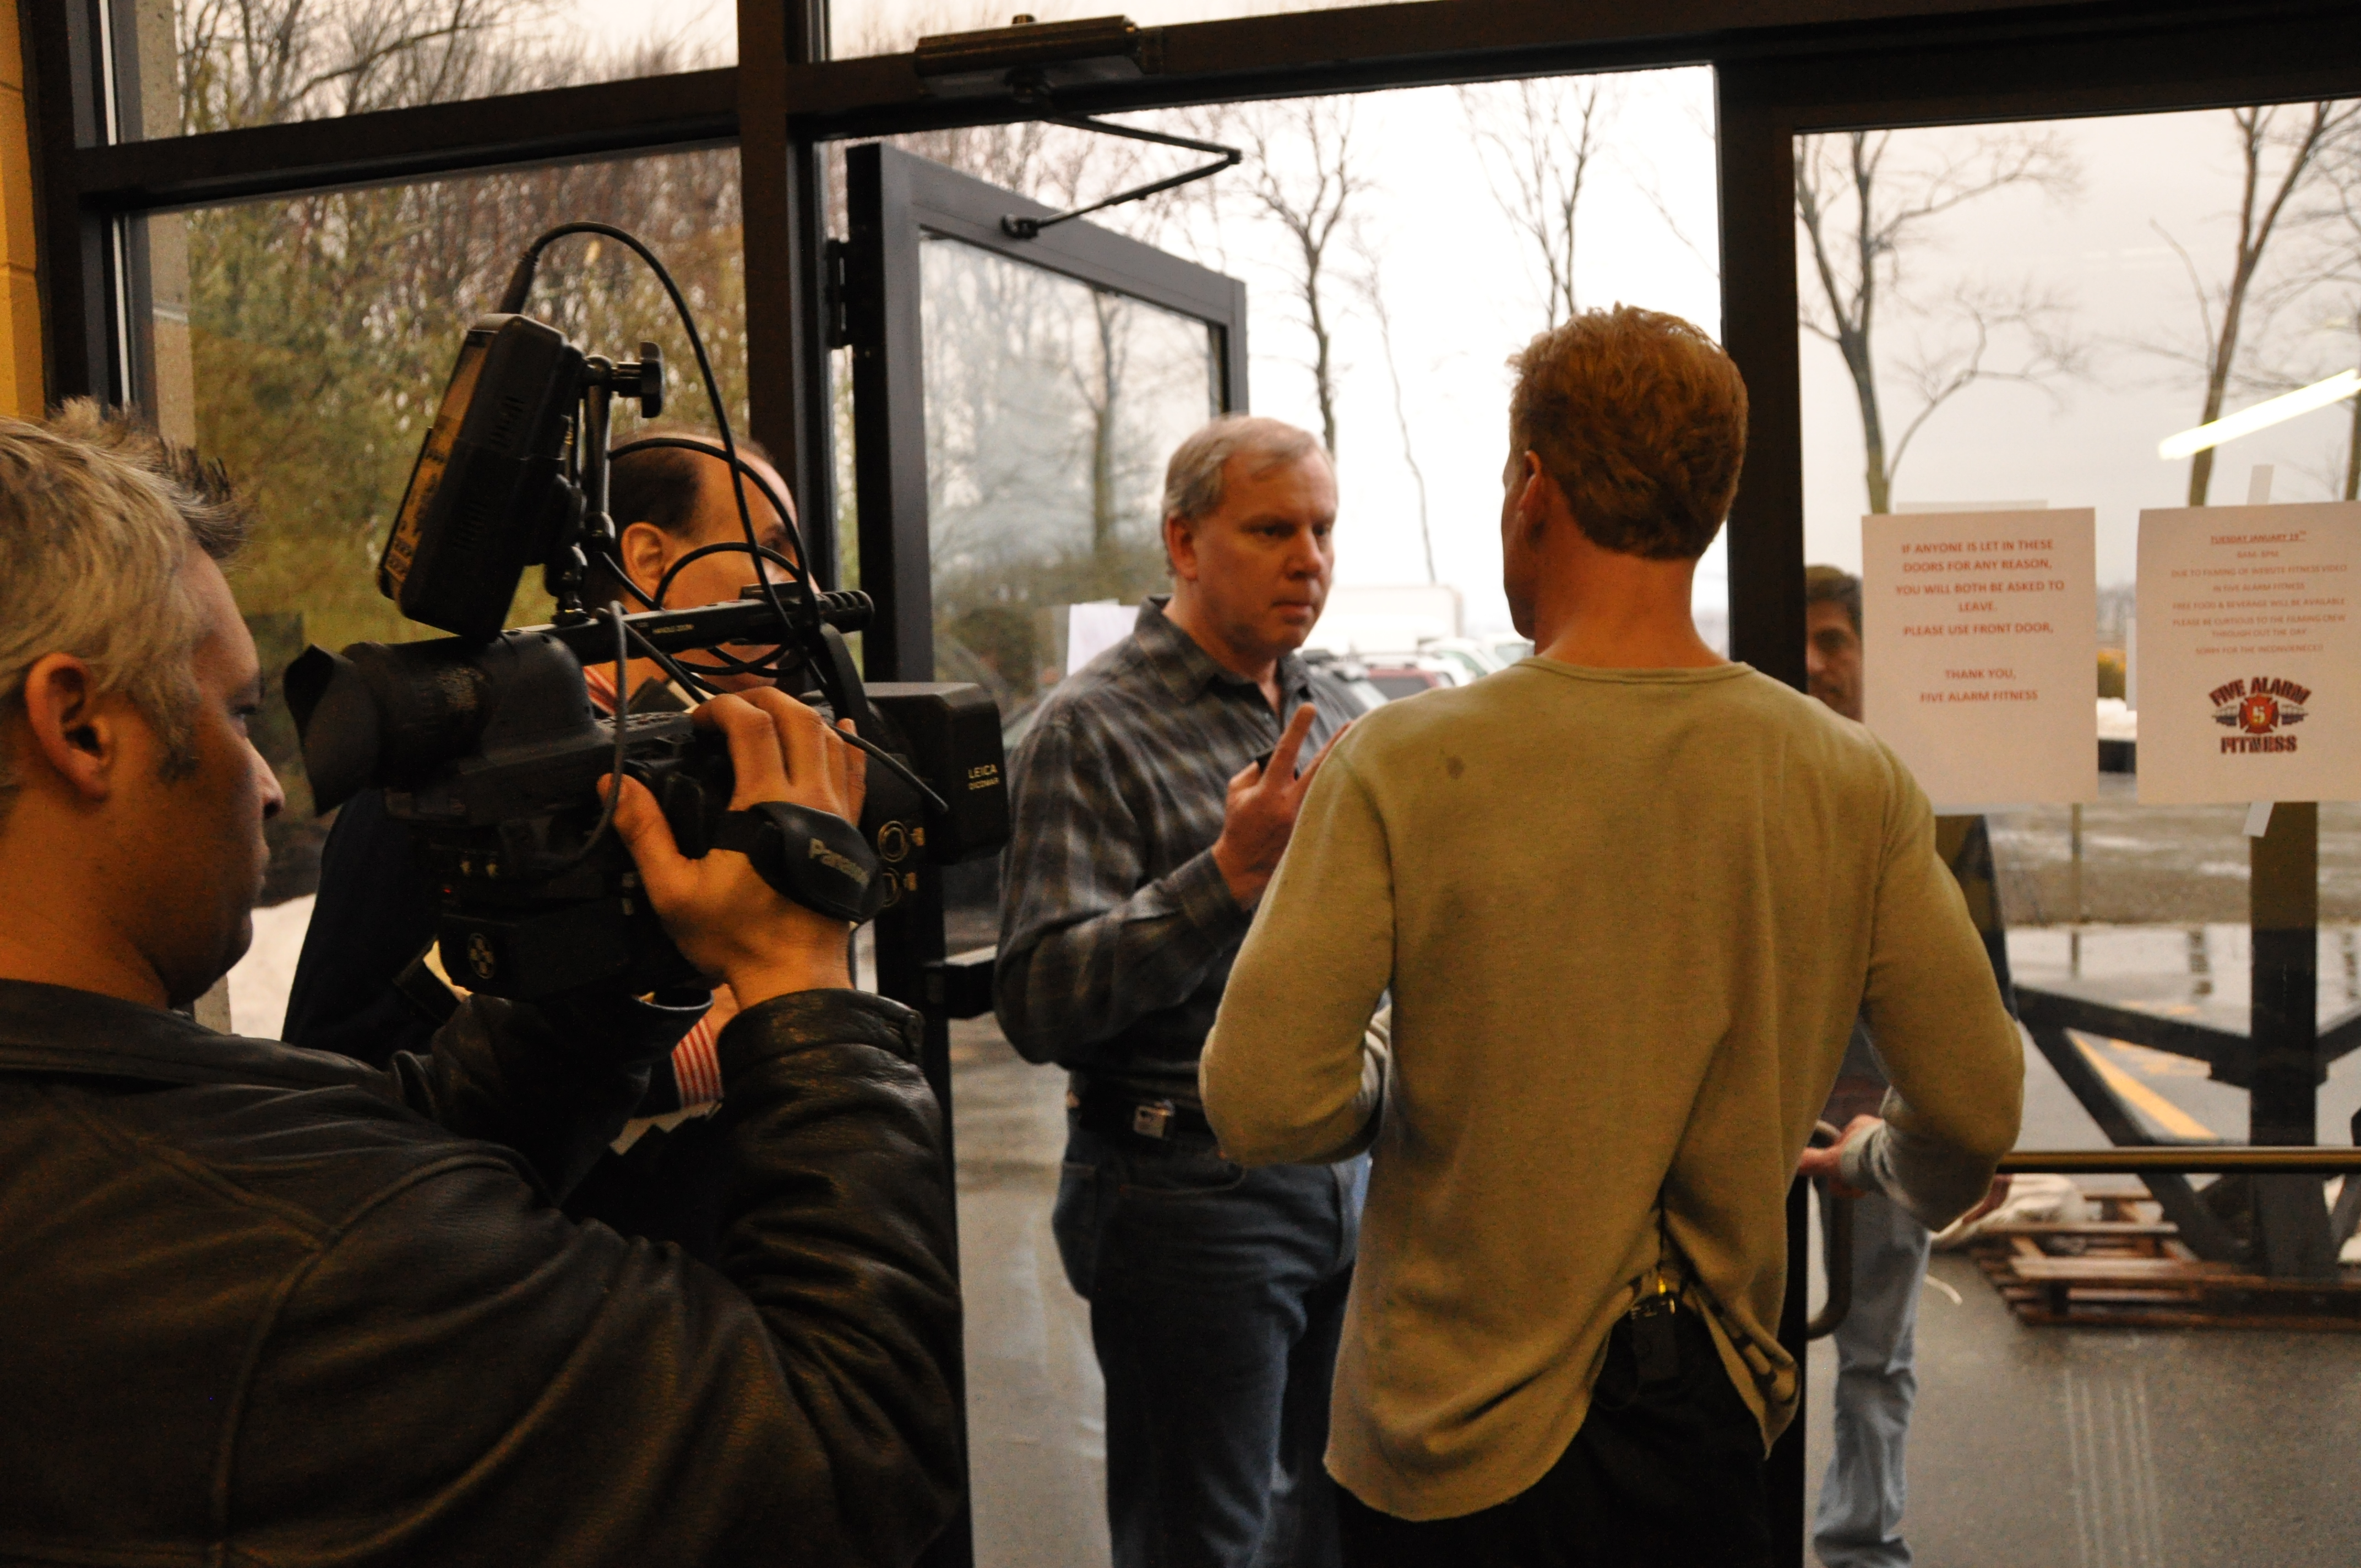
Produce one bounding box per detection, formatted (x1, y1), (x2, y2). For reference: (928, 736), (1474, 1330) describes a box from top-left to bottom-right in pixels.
(1069, 1087), (1217, 1144)
(1628, 1268), (1683, 1385)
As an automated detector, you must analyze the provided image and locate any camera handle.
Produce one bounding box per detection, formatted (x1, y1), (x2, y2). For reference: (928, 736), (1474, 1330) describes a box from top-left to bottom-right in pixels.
(711, 802), (889, 924)
(550, 345), (665, 619)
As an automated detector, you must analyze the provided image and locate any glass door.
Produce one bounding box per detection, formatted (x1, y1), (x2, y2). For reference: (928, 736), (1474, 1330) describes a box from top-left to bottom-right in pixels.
(841, 140), (1249, 1568)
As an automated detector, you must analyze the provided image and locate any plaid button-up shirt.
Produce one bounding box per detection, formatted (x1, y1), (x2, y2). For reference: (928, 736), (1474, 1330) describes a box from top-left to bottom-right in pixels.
(994, 596), (1362, 1107)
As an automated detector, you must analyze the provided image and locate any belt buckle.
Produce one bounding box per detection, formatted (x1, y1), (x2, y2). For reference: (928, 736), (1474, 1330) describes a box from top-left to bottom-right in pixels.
(1131, 1101), (1173, 1139)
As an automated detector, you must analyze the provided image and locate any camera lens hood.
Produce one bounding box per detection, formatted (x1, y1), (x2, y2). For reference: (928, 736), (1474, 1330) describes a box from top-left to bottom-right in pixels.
(710, 801), (889, 924)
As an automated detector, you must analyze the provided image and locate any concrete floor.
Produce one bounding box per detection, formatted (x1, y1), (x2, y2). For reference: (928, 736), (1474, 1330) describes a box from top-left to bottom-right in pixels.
(1802, 1246), (2361, 1565)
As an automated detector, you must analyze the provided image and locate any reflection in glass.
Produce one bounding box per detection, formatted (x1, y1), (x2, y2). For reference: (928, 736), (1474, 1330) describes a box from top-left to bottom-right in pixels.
(921, 236), (1219, 730)
(113, 0), (733, 140)
(1793, 111), (2361, 965)
(1782, 110), (2361, 1568)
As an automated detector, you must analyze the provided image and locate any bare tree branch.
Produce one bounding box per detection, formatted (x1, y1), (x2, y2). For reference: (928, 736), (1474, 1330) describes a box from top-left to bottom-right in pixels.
(1460, 79), (1615, 328)
(1794, 128), (2082, 513)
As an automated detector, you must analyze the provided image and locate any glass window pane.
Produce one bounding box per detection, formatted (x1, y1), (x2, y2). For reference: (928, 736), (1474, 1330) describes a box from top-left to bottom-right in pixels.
(923, 236), (1219, 717)
(1793, 108), (2361, 1072)
(1796, 105), (2361, 1565)
(114, 0), (735, 139)
(841, 66), (1721, 646)
(141, 149), (742, 919)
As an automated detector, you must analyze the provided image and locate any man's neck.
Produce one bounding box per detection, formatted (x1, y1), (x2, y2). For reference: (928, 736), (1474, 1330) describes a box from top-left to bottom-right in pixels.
(1161, 592), (1286, 707)
(1531, 548), (1724, 671)
(0, 839), (168, 1008)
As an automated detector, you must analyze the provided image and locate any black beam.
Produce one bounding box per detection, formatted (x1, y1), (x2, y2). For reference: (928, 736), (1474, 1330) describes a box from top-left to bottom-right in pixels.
(2015, 985), (2249, 1087)
(2250, 804), (2320, 1145)
(69, 68), (737, 213)
(842, 141), (932, 683)
(742, 5), (837, 586)
(1716, 63), (1805, 690)
(22, 0), (115, 402)
(2022, 1023), (2245, 1261)
(2003, 1148), (2361, 1175)
(2248, 804), (2336, 1279)
(777, 0), (2357, 140)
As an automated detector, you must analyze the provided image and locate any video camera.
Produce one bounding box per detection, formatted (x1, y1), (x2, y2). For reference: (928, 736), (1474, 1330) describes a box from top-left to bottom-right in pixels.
(285, 224), (1008, 1002)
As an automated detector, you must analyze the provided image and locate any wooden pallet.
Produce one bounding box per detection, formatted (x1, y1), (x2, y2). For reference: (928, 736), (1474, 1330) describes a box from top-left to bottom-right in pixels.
(1965, 1183), (2361, 1330)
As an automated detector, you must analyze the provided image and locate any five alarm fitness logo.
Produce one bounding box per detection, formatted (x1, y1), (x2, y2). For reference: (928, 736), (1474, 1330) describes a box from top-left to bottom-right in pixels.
(2210, 675), (2310, 754)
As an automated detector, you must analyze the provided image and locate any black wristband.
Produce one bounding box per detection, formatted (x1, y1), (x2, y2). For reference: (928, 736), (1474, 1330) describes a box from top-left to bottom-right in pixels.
(710, 802), (888, 923)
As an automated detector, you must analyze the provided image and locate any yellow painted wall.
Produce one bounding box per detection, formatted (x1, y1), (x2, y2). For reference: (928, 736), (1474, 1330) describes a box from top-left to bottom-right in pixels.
(0, 3), (41, 418)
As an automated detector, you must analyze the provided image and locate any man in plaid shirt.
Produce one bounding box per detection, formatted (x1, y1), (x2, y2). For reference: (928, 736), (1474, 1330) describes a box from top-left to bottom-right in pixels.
(996, 414), (1368, 1568)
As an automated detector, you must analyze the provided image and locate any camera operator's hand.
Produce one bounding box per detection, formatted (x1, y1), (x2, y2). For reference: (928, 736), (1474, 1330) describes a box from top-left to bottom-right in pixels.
(605, 688), (867, 1008)
(1211, 703), (1346, 908)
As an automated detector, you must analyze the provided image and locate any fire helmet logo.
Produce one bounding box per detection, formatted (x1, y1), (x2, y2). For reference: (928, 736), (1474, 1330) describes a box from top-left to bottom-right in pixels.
(2210, 676), (2309, 754)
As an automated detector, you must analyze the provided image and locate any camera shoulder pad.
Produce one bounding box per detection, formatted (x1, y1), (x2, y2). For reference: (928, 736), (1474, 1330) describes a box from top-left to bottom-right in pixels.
(710, 802), (888, 923)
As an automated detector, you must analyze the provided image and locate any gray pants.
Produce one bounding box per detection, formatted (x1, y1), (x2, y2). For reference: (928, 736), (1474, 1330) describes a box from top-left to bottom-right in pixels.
(1814, 1191), (1932, 1568)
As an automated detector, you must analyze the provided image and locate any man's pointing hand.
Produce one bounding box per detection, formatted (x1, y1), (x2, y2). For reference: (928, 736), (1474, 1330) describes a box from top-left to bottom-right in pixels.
(1211, 703), (1345, 908)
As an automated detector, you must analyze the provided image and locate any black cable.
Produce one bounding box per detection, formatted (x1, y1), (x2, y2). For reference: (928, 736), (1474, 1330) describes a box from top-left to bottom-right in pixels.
(504, 224), (821, 695)
(537, 602), (632, 874)
(512, 226), (948, 819)
(610, 435), (809, 680)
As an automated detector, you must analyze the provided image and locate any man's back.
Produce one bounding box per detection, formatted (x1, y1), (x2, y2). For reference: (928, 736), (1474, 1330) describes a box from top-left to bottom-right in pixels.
(1201, 657), (2021, 1519)
(0, 981), (961, 1567)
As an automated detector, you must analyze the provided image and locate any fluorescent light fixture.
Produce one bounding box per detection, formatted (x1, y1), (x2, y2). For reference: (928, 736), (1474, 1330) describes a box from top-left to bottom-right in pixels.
(2158, 368), (2361, 460)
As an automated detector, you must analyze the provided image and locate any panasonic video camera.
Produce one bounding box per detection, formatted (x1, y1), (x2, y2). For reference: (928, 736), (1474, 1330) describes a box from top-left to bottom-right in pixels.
(285, 228), (1008, 1002)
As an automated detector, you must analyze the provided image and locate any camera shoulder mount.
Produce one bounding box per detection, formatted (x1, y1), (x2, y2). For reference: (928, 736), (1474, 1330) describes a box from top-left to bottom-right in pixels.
(710, 802), (888, 924)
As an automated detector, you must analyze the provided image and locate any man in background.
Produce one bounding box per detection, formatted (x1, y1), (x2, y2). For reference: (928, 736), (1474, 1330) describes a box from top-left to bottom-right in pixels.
(1803, 563), (2015, 1568)
(1200, 308), (2022, 1565)
(995, 413), (1366, 1568)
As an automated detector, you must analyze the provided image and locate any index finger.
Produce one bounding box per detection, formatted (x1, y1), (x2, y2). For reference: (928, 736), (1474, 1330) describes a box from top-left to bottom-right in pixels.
(1266, 703), (1318, 782)
(1292, 718), (1351, 794)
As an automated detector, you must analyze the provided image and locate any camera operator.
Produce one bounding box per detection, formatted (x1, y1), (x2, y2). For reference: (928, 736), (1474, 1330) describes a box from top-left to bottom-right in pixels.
(285, 429), (801, 1106)
(1199, 308), (2022, 1565)
(0, 412), (960, 1565)
(995, 413), (1366, 1568)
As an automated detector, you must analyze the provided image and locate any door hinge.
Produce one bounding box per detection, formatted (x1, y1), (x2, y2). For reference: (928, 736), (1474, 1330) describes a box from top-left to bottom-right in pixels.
(822, 237), (853, 350)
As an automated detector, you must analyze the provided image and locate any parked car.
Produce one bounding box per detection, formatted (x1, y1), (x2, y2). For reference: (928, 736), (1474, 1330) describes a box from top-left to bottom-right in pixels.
(1352, 653), (1475, 703)
(1301, 648), (1391, 712)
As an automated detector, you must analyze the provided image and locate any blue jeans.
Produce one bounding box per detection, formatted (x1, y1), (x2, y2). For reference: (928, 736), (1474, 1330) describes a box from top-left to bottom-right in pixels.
(1813, 1191), (1932, 1568)
(1053, 1120), (1368, 1568)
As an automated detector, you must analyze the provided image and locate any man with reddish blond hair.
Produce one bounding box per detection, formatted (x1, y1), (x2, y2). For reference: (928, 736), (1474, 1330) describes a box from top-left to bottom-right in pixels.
(1201, 306), (2022, 1566)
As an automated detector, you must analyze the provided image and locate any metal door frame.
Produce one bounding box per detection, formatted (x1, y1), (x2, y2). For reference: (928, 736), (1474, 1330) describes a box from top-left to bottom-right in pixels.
(841, 139), (1249, 683)
(840, 140), (1250, 1568)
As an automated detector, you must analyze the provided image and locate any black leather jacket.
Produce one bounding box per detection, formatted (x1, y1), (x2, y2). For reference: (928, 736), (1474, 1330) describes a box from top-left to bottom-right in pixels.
(0, 978), (961, 1567)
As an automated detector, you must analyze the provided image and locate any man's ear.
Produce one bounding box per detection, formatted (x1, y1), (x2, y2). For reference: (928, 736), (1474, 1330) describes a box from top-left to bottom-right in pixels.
(1512, 453), (1554, 544)
(619, 520), (671, 601)
(1163, 513), (1200, 582)
(17, 654), (122, 803)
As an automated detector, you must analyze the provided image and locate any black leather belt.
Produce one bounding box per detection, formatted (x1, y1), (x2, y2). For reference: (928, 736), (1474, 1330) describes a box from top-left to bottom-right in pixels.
(1071, 1085), (1218, 1145)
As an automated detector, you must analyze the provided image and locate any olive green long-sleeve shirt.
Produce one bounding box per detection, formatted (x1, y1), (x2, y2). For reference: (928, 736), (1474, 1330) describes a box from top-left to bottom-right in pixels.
(1199, 658), (2021, 1522)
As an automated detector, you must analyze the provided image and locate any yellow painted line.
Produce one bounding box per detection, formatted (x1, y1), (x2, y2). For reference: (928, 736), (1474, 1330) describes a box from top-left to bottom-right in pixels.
(2076, 1037), (2220, 1142)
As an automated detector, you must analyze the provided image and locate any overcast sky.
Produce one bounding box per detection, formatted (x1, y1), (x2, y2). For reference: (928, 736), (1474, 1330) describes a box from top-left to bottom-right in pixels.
(553, 2), (2359, 629)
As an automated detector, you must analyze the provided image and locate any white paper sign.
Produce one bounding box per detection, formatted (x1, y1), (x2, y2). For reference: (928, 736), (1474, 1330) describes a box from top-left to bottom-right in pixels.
(1065, 601), (1138, 676)
(2134, 503), (2361, 804)
(1863, 509), (2097, 806)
